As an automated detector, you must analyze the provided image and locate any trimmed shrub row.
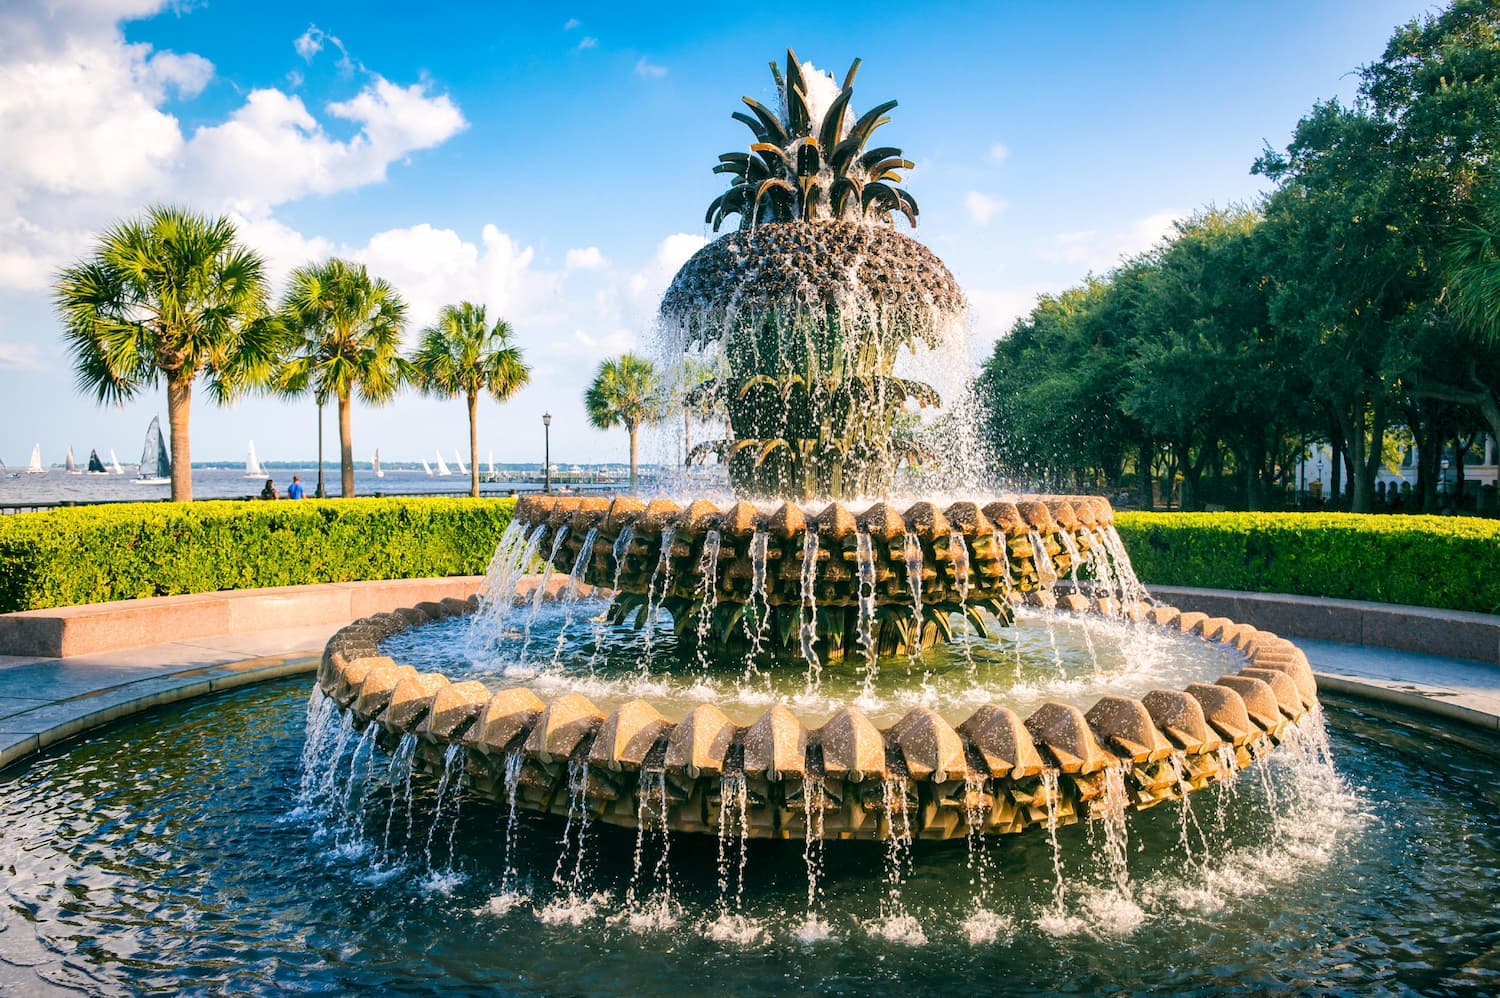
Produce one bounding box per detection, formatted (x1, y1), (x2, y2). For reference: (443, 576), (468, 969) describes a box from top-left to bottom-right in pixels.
(1114, 511), (1500, 616)
(0, 498), (516, 613)
(2, 501), (1494, 616)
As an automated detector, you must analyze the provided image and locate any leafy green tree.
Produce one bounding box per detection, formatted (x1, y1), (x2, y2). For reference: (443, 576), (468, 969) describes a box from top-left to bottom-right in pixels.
(54, 205), (276, 502)
(1436, 181), (1500, 447)
(1127, 208), (1307, 509)
(412, 303), (531, 497)
(275, 258), (408, 498)
(584, 353), (664, 489)
(1257, 1), (1500, 510)
(981, 265), (1149, 497)
(1255, 100), (1416, 512)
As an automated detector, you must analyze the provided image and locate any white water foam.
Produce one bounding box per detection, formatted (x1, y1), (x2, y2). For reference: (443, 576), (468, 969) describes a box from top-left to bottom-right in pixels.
(961, 908), (1015, 945)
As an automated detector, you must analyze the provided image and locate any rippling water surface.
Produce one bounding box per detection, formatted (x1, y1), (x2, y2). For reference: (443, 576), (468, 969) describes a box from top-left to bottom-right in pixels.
(1, 676), (1497, 995)
(397, 601), (1246, 727)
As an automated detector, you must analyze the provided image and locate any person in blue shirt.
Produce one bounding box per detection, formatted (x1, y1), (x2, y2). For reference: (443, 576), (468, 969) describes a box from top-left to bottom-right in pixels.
(286, 475), (305, 500)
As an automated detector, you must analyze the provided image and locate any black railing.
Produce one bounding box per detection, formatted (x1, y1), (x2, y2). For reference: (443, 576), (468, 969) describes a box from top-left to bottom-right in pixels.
(0, 482), (623, 516)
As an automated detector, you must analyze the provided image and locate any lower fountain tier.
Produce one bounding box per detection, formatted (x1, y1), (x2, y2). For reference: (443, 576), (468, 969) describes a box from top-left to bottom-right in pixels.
(511, 493), (1118, 659)
(315, 596), (1320, 841)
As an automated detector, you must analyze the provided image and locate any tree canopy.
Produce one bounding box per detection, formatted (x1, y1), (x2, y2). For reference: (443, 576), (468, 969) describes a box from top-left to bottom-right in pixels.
(54, 204), (276, 501)
(981, 0), (1500, 513)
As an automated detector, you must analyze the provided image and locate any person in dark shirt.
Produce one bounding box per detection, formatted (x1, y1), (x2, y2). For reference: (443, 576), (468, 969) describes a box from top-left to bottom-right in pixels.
(286, 475), (305, 500)
(259, 478), (278, 500)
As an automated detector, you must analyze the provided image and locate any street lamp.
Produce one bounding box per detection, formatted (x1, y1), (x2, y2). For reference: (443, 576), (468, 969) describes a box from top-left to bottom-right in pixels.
(315, 398), (326, 499)
(542, 412), (552, 494)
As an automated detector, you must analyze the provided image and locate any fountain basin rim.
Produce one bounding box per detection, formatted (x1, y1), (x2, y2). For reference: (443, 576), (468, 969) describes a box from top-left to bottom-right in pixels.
(316, 593), (1322, 840)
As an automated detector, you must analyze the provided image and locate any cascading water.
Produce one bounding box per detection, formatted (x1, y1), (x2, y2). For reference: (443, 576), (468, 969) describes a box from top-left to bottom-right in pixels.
(855, 529), (878, 690)
(799, 529), (822, 689)
(550, 526), (598, 668)
(694, 528), (722, 672)
(290, 45), (1341, 968)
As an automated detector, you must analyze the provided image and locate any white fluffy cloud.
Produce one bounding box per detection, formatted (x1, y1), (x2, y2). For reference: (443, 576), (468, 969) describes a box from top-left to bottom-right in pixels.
(989, 142), (1009, 162)
(182, 79), (465, 208)
(0, 2), (466, 291)
(1049, 210), (1181, 272)
(565, 246), (607, 271)
(354, 224), (544, 336)
(635, 57), (667, 78)
(965, 191), (1006, 225)
(0, 341), (47, 372)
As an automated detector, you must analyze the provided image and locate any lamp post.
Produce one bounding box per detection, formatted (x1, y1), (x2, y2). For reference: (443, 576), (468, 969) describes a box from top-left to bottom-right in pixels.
(542, 411), (552, 494)
(315, 398), (326, 499)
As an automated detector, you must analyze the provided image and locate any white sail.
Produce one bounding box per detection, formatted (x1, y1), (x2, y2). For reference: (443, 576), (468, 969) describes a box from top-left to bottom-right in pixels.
(109, 449), (124, 474)
(373, 449), (384, 478)
(454, 449), (468, 475)
(422, 457), (433, 476)
(487, 450), (496, 476)
(435, 450), (452, 476)
(135, 417), (170, 484)
(25, 443), (45, 474)
(64, 446), (79, 473)
(245, 440), (264, 478)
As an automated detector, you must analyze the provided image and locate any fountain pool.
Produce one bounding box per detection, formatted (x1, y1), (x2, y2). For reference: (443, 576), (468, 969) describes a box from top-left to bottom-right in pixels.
(0, 677), (1495, 994)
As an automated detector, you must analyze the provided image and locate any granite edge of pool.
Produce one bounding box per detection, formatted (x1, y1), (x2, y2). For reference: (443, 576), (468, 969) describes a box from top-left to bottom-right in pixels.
(1, 579), (1496, 773)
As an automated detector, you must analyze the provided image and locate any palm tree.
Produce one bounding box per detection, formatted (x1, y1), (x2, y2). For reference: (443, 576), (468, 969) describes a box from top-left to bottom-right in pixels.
(53, 205), (276, 501)
(275, 258), (408, 497)
(585, 353), (664, 489)
(411, 302), (531, 497)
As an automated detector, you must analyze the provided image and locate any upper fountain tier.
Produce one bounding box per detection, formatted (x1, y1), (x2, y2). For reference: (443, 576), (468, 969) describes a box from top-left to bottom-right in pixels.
(658, 51), (967, 500)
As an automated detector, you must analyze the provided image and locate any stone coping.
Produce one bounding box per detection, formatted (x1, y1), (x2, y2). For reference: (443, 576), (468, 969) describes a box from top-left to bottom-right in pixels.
(0, 577), (485, 659)
(0, 649), (320, 772)
(318, 595), (1322, 840)
(1151, 585), (1500, 666)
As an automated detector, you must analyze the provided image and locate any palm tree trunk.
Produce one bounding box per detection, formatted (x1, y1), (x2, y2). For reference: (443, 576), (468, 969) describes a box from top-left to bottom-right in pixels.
(339, 392), (355, 498)
(167, 375), (193, 502)
(468, 391), (480, 498)
(628, 424), (639, 490)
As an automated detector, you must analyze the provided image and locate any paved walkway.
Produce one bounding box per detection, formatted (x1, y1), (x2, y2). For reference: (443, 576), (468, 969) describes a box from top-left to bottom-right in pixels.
(0, 623), (335, 769)
(1, 612), (1496, 773)
(1302, 639), (1500, 733)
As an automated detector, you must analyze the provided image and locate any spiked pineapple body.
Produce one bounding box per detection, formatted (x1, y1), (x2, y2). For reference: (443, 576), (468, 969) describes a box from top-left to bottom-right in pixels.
(661, 49), (963, 500)
(662, 221), (963, 498)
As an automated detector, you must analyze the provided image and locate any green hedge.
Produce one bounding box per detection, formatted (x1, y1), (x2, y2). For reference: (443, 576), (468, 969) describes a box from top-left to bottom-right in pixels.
(0, 498), (516, 613)
(1114, 511), (1500, 615)
(4, 501), (1495, 616)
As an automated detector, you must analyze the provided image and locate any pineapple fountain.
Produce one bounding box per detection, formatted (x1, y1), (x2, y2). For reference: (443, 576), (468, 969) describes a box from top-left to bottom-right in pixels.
(305, 51), (1326, 932)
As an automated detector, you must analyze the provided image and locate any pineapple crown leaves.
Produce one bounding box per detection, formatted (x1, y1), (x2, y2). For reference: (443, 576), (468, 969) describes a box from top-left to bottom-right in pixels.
(705, 49), (919, 232)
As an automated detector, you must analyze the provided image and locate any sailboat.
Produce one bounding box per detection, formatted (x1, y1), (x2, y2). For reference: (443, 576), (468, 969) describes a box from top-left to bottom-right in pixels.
(135, 417), (170, 485)
(487, 451), (497, 476)
(86, 449), (108, 475)
(454, 450), (468, 476)
(65, 446), (80, 474)
(422, 457), (434, 477)
(373, 449), (384, 478)
(25, 444), (45, 474)
(245, 440), (265, 478)
(435, 450), (452, 476)
(109, 449), (124, 474)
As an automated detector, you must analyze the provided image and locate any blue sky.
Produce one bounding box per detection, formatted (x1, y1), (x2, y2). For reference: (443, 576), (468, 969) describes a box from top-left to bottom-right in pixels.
(0, 0), (1432, 468)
